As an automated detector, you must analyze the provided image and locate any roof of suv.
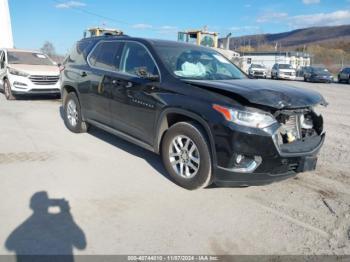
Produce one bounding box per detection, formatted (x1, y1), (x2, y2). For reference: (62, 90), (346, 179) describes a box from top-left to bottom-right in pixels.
(81, 35), (212, 49)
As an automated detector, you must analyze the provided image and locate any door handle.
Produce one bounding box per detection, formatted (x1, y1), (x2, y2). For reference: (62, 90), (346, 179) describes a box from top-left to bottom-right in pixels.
(125, 82), (133, 88)
(81, 71), (88, 77)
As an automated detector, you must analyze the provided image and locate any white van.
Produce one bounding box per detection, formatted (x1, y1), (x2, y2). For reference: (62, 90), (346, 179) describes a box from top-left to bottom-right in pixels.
(0, 49), (60, 100)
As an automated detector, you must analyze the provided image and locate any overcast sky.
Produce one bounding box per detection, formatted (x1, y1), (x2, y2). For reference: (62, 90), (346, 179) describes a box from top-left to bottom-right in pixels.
(8, 0), (350, 54)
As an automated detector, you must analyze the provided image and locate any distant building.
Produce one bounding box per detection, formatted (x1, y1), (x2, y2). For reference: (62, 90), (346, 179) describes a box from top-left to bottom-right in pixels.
(0, 0), (14, 48)
(240, 51), (311, 73)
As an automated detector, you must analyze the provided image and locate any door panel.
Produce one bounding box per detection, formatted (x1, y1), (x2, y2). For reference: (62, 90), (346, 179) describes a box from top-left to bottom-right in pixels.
(82, 41), (123, 126)
(85, 68), (112, 125)
(109, 73), (159, 144)
(109, 41), (161, 145)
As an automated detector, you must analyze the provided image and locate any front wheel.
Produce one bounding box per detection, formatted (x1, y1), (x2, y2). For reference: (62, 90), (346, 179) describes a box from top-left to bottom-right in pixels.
(161, 122), (212, 190)
(63, 92), (88, 133)
(4, 79), (16, 100)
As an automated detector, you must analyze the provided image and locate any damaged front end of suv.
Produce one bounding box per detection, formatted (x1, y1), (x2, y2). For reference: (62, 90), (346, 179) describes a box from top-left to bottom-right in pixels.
(188, 79), (327, 187)
(274, 107), (324, 154)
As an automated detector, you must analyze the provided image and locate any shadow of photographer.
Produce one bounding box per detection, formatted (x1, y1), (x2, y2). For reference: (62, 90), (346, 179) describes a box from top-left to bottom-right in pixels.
(5, 191), (86, 262)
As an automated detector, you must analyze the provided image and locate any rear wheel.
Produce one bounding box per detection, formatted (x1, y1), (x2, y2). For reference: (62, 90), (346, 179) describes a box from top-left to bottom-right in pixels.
(63, 92), (88, 133)
(161, 122), (212, 190)
(4, 79), (15, 100)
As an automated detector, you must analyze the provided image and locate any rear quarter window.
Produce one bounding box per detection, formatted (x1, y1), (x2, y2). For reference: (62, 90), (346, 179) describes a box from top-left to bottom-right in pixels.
(66, 40), (95, 66)
(88, 41), (123, 71)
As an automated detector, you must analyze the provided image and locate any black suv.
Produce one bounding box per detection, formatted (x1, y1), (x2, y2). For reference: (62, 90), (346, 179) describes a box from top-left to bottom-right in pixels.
(61, 36), (326, 190)
(338, 67), (350, 84)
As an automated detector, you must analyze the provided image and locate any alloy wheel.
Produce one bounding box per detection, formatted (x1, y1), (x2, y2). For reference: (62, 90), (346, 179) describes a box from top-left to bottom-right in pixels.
(4, 81), (10, 99)
(66, 99), (79, 127)
(169, 135), (200, 179)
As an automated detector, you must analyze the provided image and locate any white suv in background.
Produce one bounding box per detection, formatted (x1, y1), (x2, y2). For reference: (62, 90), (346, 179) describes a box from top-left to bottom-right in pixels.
(0, 49), (61, 100)
(271, 63), (296, 80)
(248, 64), (267, 79)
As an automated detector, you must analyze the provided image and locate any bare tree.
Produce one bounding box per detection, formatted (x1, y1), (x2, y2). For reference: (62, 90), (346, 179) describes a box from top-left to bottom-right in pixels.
(40, 41), (56, 56)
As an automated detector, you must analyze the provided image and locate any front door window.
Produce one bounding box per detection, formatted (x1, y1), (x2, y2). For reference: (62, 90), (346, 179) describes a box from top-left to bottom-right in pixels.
(120, 42), (159, 77)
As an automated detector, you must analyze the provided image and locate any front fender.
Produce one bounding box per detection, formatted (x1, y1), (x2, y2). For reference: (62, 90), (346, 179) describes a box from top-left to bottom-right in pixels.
(154, 107), (218, 167)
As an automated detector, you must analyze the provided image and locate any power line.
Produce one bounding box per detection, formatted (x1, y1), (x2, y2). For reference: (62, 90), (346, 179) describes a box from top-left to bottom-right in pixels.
(51, 0), (140, 28)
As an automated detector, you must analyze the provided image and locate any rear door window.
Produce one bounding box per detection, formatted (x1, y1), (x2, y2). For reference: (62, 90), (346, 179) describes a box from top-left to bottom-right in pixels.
(89, 41), (123, 71)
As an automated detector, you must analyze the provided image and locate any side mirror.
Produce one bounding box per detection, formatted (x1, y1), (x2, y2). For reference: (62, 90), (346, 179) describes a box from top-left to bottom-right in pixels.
(136, 67), (160, 82)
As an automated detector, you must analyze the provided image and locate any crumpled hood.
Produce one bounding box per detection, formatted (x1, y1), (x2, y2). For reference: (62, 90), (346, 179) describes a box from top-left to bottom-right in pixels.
(8, 64), (59, 76)
(185, 79), (327, 109)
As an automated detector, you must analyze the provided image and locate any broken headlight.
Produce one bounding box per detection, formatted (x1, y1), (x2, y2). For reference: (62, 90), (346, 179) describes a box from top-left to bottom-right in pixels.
(312, 105), (323, 117)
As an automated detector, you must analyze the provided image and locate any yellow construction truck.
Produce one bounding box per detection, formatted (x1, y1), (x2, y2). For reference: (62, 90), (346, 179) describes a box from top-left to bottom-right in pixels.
(84, 27), (124, 38)
(178, 28), (240, 66)
(177, 28), (219, 48)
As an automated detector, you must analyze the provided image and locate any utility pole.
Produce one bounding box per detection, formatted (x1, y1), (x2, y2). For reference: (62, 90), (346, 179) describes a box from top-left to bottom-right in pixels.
(0, 0), (14, 48)
(225, 33), (232, 50)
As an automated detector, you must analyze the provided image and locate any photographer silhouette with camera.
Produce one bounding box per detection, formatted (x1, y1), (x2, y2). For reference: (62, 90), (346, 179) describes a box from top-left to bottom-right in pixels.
(5, 191), (86, 262)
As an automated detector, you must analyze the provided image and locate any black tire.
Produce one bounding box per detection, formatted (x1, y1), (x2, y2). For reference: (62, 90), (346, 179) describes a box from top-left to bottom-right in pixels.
(161, 122), (212, 190)
(4, 79), (16, 100)
(348, 78), (350, 84)
(63, 92), (88, 133)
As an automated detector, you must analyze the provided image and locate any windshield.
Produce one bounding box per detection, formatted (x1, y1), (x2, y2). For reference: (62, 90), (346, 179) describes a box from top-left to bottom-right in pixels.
(154, 44), (246, 80)
(251, 64), (264, 68)
(312, 67), (329, 73)
(278, 64), (293, 69)
(7, 52), (54, 66)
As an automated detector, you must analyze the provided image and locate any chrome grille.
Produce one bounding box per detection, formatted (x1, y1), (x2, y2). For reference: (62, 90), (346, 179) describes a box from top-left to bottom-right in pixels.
(29, 75), (59, 85)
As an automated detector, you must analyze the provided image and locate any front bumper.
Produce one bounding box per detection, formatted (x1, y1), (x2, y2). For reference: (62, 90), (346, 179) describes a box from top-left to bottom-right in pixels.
(309, 76), (333, 83)
(278, 74), (296, 80)
(8, 74), (61, 95)
(212, 122), (325, 186)
(249, 71), (267, 78)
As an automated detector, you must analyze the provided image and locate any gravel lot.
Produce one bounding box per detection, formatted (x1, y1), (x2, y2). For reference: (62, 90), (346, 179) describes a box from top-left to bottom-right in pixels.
(0, 80), (349, 257)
